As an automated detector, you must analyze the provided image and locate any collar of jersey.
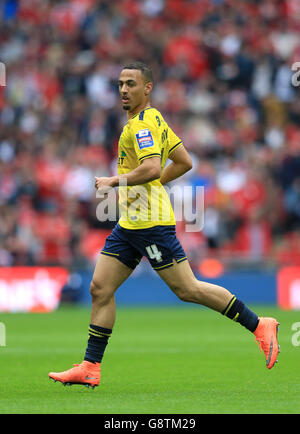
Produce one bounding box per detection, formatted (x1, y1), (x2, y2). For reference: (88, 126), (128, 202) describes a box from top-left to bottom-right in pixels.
(129, 106), (153, 121)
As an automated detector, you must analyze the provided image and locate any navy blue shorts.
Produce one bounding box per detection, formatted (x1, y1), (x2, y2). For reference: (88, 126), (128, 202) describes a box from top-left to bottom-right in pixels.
(100, 223), (187, 270)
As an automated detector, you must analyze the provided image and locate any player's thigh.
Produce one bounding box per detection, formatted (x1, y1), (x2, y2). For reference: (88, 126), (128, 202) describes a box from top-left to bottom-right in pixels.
(156, 258), (196, 298)
(91, 253), (133, 296)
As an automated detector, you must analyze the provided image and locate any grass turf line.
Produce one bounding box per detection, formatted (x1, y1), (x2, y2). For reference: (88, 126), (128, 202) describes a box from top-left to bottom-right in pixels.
(0, 305), (299, 414)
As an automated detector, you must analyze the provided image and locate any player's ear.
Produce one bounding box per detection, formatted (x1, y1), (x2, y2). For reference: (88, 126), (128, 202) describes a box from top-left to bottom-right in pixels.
(144, 82), (153, 95)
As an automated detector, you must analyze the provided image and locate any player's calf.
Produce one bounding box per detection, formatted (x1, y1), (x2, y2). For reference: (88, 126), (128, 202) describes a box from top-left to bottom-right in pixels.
(222, 296), (259, 332)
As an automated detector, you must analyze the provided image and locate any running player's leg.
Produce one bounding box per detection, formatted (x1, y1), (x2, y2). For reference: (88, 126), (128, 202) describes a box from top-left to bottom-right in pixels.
(142, 226), (258, 328)
(128, 224), (233, 313)
(156, 258), (279, 369)
(48, 230), (136, 386)
(83, 223), (142, 367)
(156, 258), (233, 313)
(89, 253), (133, 329)
(82, 253), (133, 368)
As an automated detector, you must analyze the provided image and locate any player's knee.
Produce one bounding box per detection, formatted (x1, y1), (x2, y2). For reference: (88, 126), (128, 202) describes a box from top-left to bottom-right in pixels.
(90, 280), (112, 305)
(170, 282), (195, 303)
(176, 290), (192, 302)
(172, 280), (204, 303)
(178, 290), (199, 303)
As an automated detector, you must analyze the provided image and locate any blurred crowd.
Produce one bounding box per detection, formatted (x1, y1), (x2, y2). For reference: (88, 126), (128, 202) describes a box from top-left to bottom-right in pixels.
(0, 0), (300, 272)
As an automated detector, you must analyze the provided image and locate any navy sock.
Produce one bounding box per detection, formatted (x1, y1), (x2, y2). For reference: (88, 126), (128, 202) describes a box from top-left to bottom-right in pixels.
(222, 296), (259, 332)
(84, 324), (112, 364)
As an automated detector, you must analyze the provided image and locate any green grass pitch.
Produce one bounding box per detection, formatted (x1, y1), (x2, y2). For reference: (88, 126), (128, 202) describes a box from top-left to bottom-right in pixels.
(0, 304), (299, 414)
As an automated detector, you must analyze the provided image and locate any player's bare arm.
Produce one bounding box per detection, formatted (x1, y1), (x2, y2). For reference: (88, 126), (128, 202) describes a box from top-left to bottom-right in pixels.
(160, 144), (193, 185)
(95, 156), (161, 190)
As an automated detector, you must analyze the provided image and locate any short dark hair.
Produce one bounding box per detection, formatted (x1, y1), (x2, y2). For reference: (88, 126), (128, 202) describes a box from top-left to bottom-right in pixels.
(122, 61), (154, 84)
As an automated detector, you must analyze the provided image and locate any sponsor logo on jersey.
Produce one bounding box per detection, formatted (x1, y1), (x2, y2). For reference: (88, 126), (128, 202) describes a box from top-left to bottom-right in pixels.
(136, 129), (154, 149)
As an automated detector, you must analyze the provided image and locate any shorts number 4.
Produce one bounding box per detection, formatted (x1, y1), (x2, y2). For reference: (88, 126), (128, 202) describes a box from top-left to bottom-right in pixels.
(146, 244), (163, 263)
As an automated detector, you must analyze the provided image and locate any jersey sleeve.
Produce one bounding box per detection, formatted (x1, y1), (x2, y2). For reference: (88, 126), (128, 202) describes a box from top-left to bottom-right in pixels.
(130, 119), (161, 163)
(167, 127), (183, 156)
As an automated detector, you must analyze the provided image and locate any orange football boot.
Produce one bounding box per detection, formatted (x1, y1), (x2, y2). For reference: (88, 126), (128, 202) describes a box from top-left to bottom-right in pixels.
(254, 317), (280, 369)
(48, 361), (101, 388)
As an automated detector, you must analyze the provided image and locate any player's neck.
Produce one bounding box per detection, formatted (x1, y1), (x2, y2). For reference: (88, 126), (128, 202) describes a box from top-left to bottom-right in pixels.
(127, 102), (151, 120)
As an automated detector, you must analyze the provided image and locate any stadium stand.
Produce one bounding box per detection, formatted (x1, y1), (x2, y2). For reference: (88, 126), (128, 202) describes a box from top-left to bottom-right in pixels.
(0, 0), (300, 271)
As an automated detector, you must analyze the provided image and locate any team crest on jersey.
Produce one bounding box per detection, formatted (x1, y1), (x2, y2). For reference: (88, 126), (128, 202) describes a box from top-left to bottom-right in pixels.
(136, 129), (154, 149)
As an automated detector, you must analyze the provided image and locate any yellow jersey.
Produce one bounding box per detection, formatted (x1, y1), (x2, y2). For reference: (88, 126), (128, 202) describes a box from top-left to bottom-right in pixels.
(117, 107), (182, 230)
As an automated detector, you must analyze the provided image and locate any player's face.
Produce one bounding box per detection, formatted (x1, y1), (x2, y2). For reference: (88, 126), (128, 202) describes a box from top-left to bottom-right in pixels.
(118, 69), (152, 115)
